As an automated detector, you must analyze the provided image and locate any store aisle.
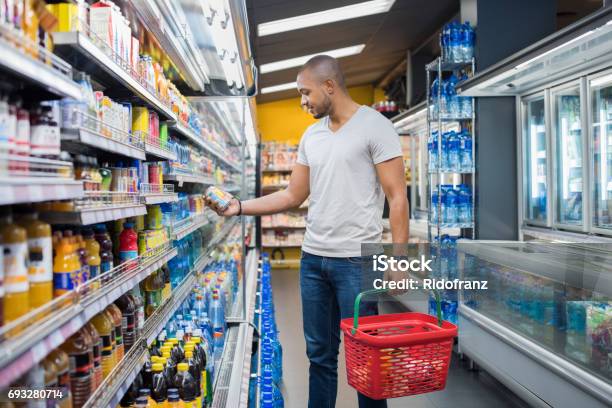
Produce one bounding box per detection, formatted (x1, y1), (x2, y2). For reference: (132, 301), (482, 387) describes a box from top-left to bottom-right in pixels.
(272, 268), (528, 408)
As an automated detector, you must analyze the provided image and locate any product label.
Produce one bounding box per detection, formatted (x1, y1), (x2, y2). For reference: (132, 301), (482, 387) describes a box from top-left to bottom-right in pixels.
(30, 125), (61, 156)
(27, 237), (52, 283)
(68, 353), (92, 377)
(89, 264), (100, 280)
(80, 265), (90, 284)
(53, 269), (79, 294)
(4, 242), (29, 293)
(115, 326), (123, 346)
(100, 260), (113, 274)
(119, 250), (138, 263)
(100, 334), (112, 357)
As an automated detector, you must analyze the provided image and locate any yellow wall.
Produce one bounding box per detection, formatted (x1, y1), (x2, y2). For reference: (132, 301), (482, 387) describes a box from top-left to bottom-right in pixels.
(257, 84), (377, 144)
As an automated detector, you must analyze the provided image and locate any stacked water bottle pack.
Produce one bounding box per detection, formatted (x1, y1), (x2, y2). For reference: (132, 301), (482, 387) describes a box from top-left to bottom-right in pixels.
(428, 129), (473, 173)
(429, 235), (459, 325)
(441, 21), (475, 63)
(431, 184), (473, 227)
(430, 73), (473, 120)
(253, 254), (284, 408)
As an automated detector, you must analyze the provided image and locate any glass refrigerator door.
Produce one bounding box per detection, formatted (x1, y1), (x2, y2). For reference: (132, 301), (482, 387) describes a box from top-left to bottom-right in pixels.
(523, 97), (548, 223)
(554, 85), (584, 226)
(591, 75), (612, 230)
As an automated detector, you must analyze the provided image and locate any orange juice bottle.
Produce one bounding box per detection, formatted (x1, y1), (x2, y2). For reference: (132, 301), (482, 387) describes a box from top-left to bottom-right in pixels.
(0, 211), (29, 322)
(83, 229), (101, 289)
(16, 210), (53, 309)
(91, 310), (116, 379)
(106, 304), (125, 361)
(60, 329), (93, 408)
(53, 237), (80, 297)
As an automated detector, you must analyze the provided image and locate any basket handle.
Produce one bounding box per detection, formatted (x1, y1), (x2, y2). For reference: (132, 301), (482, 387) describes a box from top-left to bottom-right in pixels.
(351, 288), (443, 335)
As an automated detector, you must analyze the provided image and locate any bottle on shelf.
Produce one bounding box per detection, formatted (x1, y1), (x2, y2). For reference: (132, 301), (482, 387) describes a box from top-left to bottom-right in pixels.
(119, 222), (138, 267)
(1, 210), (30, 322)
(106, 303), (125, 361)
(115, 294), (137, 352)
(47, 349), (73, 408)
(174, 362), (197, 408)
(151, 362), (168, 406)
(60, 329), (94, 408)
(94, 224), (114, 274)
(91, 310), (116, 379)
(83, 322), (103, 391)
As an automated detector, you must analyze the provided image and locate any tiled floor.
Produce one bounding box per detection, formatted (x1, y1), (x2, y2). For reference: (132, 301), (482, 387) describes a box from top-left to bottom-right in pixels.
(272, 268), (529, 408)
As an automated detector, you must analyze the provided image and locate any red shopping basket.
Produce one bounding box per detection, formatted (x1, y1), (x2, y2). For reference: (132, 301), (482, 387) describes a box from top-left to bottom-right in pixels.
(341, 289), (458, 400)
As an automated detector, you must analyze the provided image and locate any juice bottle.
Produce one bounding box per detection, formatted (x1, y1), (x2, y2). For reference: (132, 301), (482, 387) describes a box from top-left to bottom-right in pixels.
(138, 389), (155, 407)
(0, 212), (29, 322)
(161, 351), (177, 389)
(151, 362), (168, 407)
(76, 233), (90, 284)
(91, 310), (115, 378)
(191, 337), (209, 401)
(83, 229), (101, 288)
(48, 349), (73, 408)
(144, 270), (162, 318)
(115, 294), (136, 352)
(106, 304), (125, 362)
(174, 363), (197, 408)
(166, 392), (180, 408)
(184, 350), (202, 408)
(53, 238), (79, 297)
(119, 222), (138, 267)
(16, 210), (52, 309)
(94, 224), (114, 274)
(83, 322), (103, 390)
(161, 265), (171, 301)
(60, 329), (93, 408)
(133, 396), (149, 408)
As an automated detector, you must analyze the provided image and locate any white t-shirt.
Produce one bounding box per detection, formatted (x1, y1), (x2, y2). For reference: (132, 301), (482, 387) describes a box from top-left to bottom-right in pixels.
(297, 105), (403, 257)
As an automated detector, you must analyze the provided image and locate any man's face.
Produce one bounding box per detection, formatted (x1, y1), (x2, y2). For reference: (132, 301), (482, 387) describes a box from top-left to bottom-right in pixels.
(297, 70), (332, 119)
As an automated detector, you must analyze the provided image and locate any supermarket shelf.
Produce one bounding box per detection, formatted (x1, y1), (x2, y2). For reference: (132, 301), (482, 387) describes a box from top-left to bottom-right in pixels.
(144, 141), (178, 161)
(140, 193), (178, 205)
(426, 57), (474, 72)
(208, 218), (240, 249)
(0, 243), (177, 389)
(0, 178), (83, 206)
(52, 31), (175, 120)
(169, 122), (241, 173)
(0, 27), (82, 100)
(164, 172), (216, 187)
(85, 272), (197, 408)
(172, 215), (210, 241)
(61, 127), (146, 160)
(41, 203), (147, 225)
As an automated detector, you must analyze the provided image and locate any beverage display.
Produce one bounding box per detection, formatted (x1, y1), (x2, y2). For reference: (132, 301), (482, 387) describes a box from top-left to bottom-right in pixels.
(428, 129), (473, 172)
(441, 21), (475, 63)
(430, 73), (473, 120)
(430, 184), (473, 225)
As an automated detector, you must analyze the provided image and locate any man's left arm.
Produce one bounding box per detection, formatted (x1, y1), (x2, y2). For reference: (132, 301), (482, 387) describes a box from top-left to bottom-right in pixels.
(376, 157), (409, 243)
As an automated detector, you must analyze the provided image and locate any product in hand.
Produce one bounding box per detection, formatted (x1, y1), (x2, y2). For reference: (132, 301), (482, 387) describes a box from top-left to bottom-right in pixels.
(204, 186), (234, 213)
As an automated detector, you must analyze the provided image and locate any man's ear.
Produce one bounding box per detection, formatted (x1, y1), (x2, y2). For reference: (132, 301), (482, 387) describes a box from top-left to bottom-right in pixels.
(324, 79), (335, 94)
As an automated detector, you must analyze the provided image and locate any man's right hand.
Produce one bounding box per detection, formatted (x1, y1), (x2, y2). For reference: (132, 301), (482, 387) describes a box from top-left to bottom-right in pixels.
(207, 197), (240, 217)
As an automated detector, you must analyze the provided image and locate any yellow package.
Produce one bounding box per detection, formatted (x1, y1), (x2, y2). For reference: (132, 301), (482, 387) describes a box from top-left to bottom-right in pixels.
(132, 107), (149, 142)
(47, 3), (79, 32)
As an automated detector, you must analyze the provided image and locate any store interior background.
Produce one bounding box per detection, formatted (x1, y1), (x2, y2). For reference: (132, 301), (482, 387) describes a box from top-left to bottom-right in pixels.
(248, 0), (611, 407)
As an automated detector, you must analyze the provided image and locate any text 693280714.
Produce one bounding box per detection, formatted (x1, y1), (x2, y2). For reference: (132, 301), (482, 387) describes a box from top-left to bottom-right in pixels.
(2, 388), (64, 402)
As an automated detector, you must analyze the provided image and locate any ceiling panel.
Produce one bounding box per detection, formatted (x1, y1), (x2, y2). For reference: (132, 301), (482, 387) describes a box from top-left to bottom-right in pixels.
(248, 0), (459, 103)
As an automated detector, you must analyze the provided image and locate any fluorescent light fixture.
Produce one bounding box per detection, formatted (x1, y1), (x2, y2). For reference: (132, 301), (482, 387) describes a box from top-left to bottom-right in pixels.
(260, 44), (365, 74)
(591, 73), (612, 87)
(260, 82), (297, 94)
(514, 30), (594, 70)
(257, 0), (395, 37)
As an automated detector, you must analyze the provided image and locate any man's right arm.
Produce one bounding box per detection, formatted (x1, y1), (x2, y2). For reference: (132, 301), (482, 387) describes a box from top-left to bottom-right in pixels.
(218, 163), (310, 216)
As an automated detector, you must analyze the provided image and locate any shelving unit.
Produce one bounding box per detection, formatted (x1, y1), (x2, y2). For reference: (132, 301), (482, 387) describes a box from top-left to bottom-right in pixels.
(61, 126), (146, 161)
(0, 177), (84, 206)
(41, 203), (148, 226)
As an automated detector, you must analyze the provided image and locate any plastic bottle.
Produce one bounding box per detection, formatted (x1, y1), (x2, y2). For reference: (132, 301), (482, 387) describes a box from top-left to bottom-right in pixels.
(42, 355), (59, 398)
(119, 222), (138, 266)
(115, 294), (136, 352)
(106, 303), (125, 361)
(1, 211), (29, 322)
(447, 75), (459, 118)
(151, 362), (168, 406)
(442, 23), (451, 60)
(47, 349), (73, 408)
(167, 392), (180, 408)
(162, 352), (177, 389)
(75, 233), (90, 285)
(210, 292), (225, 363)
(450, 21), (461, 62)
(460, 130), (473, 172)
(445, 187), (458, 224)
(448, 131), (460, 172)
(94, 224), (114, 274)
(462, 21), (474, 61)
(174, 362), (197, 408)
(132, 285), (145, 337)
(138, 388), (155, 408)
(430, 77), (439, 116)
(83, 322), (103, 390)
(91, 310), (116, 379)
(61, 329), (93, 408)
(184, 349), (202, 408)
(141, 357), (153, 391)
(429, 131), (439, 171)
(16, 210), (52, 309)
(83, 229), (101, 287)
(192, 335), (212, 404)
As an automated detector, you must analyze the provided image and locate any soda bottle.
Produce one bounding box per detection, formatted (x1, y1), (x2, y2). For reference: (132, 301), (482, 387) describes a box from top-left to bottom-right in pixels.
(47, 349), (73, 408)
(142, 357), (153, 390)
(94, 224), (114, 274)
(184, 348), (202, 408)
(167, 392), (180, 408)
(75, 233), (90, 284)
(161, 352), (177, 389)
(138, 389), (155, 408)
(115, 294), (136, 351)
(61, 329), (93, 408)
(83, 229), (101, 288)
(119, 222), (138, 266)
(174, 363), (197, 408)
(133, 396), (149, 408)
(106, 304), (125, 361)
(83, 322), (103, 390)
(151, 363), (168, 406)
(0, 211), (29, 322)
(91, 310), (116, 378)
(16, 210), (52, 309)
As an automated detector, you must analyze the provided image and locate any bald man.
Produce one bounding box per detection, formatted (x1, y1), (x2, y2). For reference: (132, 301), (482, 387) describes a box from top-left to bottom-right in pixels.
(215, 55), (409, 407)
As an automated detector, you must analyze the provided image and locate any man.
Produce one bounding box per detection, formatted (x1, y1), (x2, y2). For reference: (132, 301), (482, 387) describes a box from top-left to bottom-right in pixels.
(214, 55), (409, 407)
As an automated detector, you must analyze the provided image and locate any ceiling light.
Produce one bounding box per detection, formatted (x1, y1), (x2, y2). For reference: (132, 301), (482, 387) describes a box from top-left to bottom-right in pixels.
(257, 0), (395, 37)
(260, 82), (297, 94)
(260, 44), (366, 74)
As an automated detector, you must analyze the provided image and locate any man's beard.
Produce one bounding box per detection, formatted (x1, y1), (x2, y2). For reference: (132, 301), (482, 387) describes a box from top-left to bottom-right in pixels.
(312, 95), (331, 119)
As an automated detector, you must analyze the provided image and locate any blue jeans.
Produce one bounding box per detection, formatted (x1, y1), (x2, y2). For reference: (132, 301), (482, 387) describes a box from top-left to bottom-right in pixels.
(300, 251), (387, 408)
